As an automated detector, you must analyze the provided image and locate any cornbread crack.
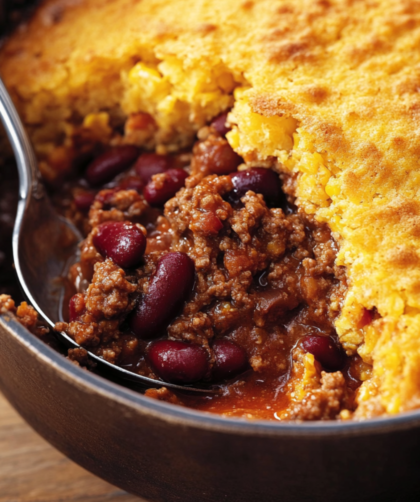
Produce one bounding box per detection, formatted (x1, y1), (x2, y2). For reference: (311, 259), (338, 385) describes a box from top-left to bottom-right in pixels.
(3, 0), (420, 418)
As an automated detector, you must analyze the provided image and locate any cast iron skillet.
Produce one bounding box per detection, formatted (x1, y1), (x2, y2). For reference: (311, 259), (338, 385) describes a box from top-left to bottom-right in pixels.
(1, 4), (420, 502)
(1, 312), (420, 502)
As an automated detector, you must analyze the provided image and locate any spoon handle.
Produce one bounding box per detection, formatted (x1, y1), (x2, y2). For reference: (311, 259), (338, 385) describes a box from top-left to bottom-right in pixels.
(0, 77), (39, 200)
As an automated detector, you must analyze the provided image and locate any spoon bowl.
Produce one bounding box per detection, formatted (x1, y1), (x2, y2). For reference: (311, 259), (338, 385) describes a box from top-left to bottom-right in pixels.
(0, 78), (212, 394)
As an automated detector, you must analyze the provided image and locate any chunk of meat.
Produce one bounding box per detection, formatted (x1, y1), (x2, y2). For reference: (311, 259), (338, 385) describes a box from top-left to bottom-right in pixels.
(287, 371), (348, 421)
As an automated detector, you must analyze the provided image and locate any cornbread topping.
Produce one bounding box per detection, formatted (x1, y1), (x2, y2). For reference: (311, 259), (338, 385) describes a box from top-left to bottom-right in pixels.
(2, 0), (420, 419)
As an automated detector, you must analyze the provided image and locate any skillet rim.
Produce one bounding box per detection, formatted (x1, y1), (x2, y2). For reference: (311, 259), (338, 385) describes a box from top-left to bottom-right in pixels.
(2, 312), (420, 437)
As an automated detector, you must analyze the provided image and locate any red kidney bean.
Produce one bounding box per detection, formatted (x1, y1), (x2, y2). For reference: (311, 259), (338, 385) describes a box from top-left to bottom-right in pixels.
(74, 191), (96, 212)
(302, 335), (345, 371)
(92, 221), (146, 268)
(85, 145), (140, 186)
(68, 293), (85, 322)
(118, 175), (145, 193)
(210, 141), (241, 175)
(212, 339), (248, 381)
(192, 136), (242, 176)
(130, 252), (195, 339)
(135, 153), (173, 183)
(143, 168), (188, 206)
(210, 112), (230, 136)
(204, 140), (242, 175)
(228, 168), (286, 208)
(148, 340), (209, 384)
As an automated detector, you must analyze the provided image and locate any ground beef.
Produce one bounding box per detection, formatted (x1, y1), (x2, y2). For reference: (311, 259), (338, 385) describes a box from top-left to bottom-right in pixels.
(89, 188), (148, 229)
(161, 173), (346, 385)
(0, 294), (49, 338)
(53, 120), (352, 421)
(287, 371), (348, 421)
(57, 259), (137, 360)
(67, 347), (97, 371)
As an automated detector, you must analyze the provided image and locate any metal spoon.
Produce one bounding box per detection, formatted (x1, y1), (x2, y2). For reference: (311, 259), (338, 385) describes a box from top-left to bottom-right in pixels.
(0, 78), (212, 393)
